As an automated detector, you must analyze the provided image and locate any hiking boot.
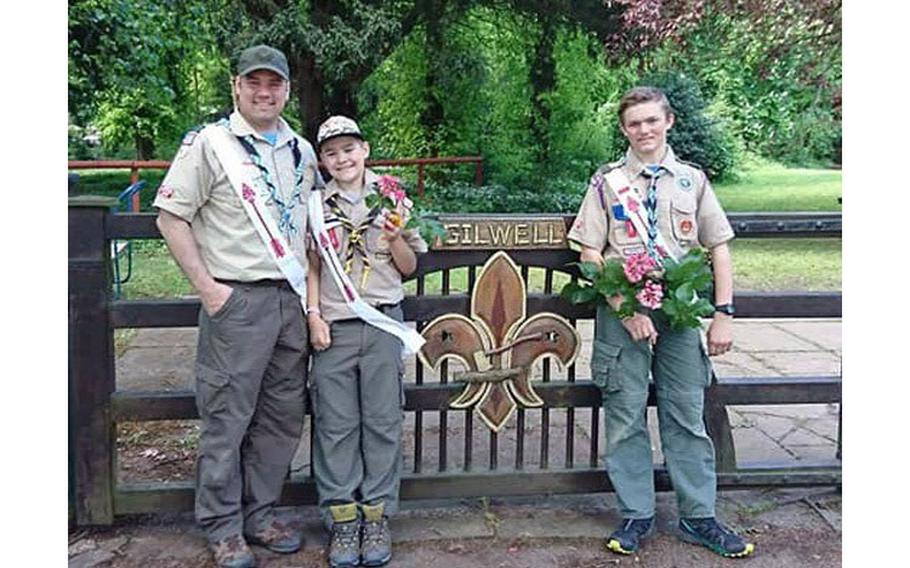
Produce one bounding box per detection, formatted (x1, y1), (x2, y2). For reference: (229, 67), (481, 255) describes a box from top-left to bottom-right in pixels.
(678, 517), (755, 558)
(360, 503), (392, 567)
(209, 534), (256, 568)
(328, 504), (361, 568)
(605, 516), (655, 555)
(244, 519), (302, 554)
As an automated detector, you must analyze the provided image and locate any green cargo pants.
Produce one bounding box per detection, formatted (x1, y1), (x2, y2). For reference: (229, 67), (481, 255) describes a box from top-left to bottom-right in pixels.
(194, 281), (308, 542)
(591, 305), (716, 520)
(310, 304), (406, 526)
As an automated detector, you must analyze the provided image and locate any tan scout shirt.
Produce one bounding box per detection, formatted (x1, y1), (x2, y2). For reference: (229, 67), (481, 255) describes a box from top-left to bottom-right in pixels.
(567, 146), (733, 262)
(153, 111), (320, 281)
(315, 169), (428, 322)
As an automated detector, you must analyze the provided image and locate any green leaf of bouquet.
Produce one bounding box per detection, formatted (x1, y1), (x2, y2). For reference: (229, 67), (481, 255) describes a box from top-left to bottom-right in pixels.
(575, 261), (601, 281)
(675, 282), (695, 303)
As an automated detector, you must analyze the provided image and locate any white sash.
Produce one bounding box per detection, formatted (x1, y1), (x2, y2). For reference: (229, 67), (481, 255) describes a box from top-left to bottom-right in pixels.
(307, 190), (426, 358)
(603, 168), (684, 262)
(205, 124), (309, 300)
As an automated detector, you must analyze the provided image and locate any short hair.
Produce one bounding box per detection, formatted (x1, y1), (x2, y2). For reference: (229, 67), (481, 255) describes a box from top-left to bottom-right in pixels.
(618, 86), (673, 124)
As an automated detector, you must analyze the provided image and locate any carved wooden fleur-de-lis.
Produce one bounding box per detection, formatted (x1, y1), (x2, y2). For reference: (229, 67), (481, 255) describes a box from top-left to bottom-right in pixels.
(418, 252), (580, 432)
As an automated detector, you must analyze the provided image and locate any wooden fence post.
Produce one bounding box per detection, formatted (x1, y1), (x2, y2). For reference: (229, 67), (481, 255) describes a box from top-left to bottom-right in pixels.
(69, 196), (117, 525)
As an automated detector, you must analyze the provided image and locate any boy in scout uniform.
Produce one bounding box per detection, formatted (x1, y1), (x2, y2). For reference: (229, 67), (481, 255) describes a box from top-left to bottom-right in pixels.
(154, 45), (321, 568)
(306, 116), (427, 568)
(568, 86), (754, 558)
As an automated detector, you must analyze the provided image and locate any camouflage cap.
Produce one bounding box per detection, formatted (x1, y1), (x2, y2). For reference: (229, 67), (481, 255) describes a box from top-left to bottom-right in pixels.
(317, 115), (364, 150)
(236, 45), (289, 81)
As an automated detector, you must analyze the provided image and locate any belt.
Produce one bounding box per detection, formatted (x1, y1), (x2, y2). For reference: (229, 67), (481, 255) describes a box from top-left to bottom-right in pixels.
(216, 278), (290, 288)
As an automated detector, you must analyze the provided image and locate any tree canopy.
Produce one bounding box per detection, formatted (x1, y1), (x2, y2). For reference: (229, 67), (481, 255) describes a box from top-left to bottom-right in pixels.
(69, 0), (841, 185)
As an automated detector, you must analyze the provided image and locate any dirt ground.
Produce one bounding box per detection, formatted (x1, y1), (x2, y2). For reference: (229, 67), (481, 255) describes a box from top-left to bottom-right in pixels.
(70, 488), (841, 568)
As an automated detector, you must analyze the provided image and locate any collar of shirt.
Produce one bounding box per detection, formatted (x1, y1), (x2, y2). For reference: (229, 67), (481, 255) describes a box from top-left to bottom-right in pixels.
(623, 145), (682, 179)
(324, 168), (381, 203)
(228, 110), (296, 147)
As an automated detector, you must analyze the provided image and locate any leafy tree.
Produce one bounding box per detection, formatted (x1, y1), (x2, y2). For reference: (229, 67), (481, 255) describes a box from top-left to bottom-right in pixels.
(69, 0), (224, 158)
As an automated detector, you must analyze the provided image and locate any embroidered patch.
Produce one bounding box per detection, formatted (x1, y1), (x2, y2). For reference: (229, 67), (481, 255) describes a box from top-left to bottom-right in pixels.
(157, 186), (174, 198)
(572, 218), (585, 233)
(625, 198), (639, 213)
(625, 220), (637, 237)
(680, 219), (693, 234)
(611, 203), (629, 221)
(678, 176), (693, 191)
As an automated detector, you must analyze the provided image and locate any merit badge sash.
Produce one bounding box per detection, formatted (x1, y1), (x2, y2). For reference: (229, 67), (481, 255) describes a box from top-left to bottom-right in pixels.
(307, 190), (425, 358)
(602, 168), (684, 262)
(205, 124), (308, 300)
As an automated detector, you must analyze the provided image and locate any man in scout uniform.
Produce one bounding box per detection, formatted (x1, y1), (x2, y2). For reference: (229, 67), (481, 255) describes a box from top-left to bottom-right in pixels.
(305, 115), (427, 568)
(567, 86), (754, 558)
(154, 45), (321, 568)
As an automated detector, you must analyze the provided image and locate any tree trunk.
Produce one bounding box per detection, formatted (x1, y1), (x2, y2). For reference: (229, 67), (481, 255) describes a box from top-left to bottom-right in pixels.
(135, 134), (155, 161)
(292, 52), (324, 144)
(420, 0), (447, 157)
(530, 14), (556, 169)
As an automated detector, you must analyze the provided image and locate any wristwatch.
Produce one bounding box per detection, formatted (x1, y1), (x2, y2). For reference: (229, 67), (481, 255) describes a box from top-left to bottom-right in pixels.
(714, 303), (735, 316)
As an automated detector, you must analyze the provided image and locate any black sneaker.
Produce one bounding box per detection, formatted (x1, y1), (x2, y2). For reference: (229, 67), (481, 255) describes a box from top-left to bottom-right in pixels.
(679, 517), (755, 558)
(605, 517), (655, 554)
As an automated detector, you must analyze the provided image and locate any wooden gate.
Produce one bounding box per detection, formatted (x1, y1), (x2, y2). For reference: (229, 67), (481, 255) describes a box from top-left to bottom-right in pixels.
(69, 199), (841, 525)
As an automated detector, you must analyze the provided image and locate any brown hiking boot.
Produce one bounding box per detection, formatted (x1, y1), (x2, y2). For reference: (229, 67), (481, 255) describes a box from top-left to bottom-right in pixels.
(209, 534), (256, 568)
(244, 519), (302, 554)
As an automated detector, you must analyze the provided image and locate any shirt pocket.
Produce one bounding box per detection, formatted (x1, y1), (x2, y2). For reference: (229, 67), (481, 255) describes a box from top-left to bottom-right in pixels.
(591, 339), (623, 392)
(670, 195), (698, 245)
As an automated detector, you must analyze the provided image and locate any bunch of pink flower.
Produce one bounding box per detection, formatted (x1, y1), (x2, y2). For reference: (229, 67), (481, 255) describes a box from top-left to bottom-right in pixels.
(377, 175), (408, 205)
(623, 252), (658, 283)
(636, 280), (664, 309)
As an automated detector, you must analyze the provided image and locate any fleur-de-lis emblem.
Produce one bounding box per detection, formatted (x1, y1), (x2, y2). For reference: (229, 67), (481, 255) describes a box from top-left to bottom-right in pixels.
(418, 252), (580, 432)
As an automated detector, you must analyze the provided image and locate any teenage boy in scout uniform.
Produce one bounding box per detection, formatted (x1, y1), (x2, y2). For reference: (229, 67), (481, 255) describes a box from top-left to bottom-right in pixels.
(154, 45), (321, 568)
(568, 86), (754, 558)
(306, 115), (427, 568)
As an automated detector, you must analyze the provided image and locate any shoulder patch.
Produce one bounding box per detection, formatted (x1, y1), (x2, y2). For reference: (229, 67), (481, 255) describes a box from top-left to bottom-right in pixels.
(181, 125), (204, 146)
(595, 158), (625, 176)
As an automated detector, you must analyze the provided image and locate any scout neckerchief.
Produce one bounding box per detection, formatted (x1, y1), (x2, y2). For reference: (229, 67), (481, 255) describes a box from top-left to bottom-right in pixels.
(234, 132), (307, 238)
(325, 191), (381, 289)
(204, 120), (309, 300)
(600, 160), (684, 263)
(642, 165), (662, 260)
(308, 189), (425, 357)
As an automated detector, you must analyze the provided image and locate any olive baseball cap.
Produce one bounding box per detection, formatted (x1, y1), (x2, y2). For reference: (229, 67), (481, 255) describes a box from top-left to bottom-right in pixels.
(236, 44), (289, 81)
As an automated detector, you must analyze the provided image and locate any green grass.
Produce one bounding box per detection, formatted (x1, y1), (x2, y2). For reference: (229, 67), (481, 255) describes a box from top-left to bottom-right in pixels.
(713, 160), (842, 212)
(730, 238), (841, 291)
(119, 237), (840, 300)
